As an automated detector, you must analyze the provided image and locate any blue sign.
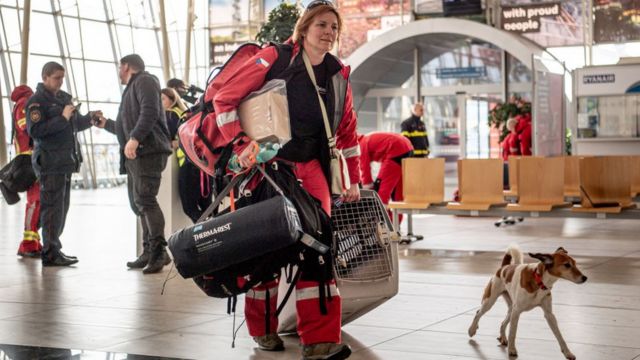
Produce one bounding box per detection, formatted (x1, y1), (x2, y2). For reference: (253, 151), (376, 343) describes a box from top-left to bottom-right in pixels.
(436, 66), (486, 79)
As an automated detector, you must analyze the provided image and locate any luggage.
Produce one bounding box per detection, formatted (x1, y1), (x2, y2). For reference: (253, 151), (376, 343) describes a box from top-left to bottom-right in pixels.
(167, 162), (332, 299)
(0, 154), (37, 204)
(177, 43), (292, 177)
(168, 194), (302, 279)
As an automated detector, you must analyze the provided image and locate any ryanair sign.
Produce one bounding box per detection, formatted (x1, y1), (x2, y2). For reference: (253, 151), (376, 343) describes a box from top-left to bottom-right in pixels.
(583, 74), (615, 85)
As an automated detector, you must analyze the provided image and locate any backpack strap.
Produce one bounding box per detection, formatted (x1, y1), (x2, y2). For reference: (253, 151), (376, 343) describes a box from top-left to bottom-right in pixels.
(265, 43), (294, 81)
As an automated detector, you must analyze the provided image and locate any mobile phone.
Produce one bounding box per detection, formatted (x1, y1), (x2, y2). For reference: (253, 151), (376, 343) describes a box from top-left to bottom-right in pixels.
(73, 102), (82, 111)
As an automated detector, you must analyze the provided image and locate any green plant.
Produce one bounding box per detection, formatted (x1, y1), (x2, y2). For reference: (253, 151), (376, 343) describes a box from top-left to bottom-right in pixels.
(255, 2), (300, 44)
(488, 96), (531, 143)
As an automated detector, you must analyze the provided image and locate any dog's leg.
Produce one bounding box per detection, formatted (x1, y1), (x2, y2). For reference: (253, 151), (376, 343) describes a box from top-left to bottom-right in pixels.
(497, 292), (512, 346)
(468, 278), (500, 337)
(541, 295), (575, 360)
(507, 308), (522, 357)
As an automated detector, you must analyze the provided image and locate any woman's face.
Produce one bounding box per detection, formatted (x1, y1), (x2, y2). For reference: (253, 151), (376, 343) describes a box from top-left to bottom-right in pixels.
(161, 93), (172, 110)
(304, 11), (338, 54)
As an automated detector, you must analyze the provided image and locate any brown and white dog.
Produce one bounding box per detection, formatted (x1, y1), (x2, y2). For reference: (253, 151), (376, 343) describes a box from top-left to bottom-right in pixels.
(468, 245), (587, 359)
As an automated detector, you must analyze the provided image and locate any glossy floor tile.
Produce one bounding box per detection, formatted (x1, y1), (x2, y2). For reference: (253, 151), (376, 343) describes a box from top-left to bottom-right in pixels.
(1, 187), (640, 359)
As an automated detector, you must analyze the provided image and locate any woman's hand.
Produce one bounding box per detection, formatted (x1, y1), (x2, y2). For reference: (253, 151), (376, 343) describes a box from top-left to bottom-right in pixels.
(237, 140), (259, 169)
(342, 183), (360, 202)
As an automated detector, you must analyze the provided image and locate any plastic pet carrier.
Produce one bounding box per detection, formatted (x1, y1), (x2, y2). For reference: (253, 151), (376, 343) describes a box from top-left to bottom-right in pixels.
(277, 189), (399, 332)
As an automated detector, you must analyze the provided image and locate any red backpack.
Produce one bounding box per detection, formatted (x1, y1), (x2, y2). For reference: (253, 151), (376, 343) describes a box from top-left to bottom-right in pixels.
(178, 43), (292, 179)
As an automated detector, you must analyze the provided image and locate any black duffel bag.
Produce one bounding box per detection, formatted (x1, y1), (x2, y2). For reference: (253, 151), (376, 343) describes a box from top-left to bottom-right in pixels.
(0, 154), (37, 205)
(168, 163), (332, 298)
(169, 192), (302, 279)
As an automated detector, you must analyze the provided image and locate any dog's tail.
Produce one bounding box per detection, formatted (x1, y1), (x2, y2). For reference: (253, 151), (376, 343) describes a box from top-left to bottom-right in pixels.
(502, 244), (523, 266)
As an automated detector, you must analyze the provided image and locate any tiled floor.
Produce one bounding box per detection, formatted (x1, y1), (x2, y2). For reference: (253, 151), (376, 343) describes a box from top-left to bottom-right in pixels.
(1, 187), (640, 359)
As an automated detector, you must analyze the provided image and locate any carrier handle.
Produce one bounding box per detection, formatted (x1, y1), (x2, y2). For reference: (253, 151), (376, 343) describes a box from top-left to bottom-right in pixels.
(196, 163), (285, 224)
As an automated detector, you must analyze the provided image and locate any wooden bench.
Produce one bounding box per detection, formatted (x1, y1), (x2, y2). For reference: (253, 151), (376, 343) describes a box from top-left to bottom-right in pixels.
(389, 158), (445, 210)
(563, 156), (581, 198)
(507, 156), (571, 212)
(573, 156), (636, 214)
(629, 156), (640, 198)
(447, 159), (507, 211)
(504, 156), (520, 198)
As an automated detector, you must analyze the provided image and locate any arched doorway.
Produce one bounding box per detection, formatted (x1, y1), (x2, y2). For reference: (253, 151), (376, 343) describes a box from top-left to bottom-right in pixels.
(346, 18), (556, 160)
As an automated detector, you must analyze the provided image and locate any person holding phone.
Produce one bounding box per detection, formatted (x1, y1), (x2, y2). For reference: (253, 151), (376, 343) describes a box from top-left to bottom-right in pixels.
(25, 61), (101, 266)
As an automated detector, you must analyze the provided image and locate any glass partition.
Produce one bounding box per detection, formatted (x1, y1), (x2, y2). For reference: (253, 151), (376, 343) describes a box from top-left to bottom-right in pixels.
(577, 95), (640, 138)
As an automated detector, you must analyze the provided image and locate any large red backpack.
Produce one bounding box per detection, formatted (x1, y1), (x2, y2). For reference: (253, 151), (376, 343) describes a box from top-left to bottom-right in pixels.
(178, 43), (292, 179)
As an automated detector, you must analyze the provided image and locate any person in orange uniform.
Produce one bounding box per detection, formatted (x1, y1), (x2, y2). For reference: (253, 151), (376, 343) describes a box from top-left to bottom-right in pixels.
(358, 132), (413, 220)
(11, 85), (43, 257)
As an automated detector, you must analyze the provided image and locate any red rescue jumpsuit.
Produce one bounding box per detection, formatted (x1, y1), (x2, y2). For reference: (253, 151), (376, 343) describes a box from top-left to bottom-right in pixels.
(359, 132), (413, 222)
(11, 85), (42, 256)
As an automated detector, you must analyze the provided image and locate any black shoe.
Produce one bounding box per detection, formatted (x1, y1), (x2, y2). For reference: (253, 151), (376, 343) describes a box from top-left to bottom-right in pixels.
(302, 343), (352, 360)
(42, 253), (79, 267)
(59, 251), (77, 260)
(127, 250), (150, 269)
(142, 249), (171, 274)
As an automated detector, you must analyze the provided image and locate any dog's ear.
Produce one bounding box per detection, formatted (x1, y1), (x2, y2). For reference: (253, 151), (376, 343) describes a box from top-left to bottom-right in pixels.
(529, 252), (553, 267)
(556, 247), (568, 254)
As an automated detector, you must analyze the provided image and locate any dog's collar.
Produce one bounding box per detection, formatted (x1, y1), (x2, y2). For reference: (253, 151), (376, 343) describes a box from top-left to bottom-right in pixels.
(533, 268), (548, 290)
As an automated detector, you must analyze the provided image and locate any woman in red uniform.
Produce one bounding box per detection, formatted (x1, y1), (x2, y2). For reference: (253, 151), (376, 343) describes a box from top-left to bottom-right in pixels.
(212, 1), (360, 358)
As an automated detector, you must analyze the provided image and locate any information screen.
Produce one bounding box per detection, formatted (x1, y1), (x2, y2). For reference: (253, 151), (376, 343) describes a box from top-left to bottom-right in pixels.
(442, 0), (482, 17)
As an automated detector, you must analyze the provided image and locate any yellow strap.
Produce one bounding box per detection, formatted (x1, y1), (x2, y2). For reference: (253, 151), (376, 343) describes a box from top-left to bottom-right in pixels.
(16, 150), (33, 155)
(176, 147), (186, 167)
(23, 231), (41, 241)
(17, 118), (26, 127)
(413, 149), (429, 155)
(402, 130), (427, 137)
(171, 108), (185, 119)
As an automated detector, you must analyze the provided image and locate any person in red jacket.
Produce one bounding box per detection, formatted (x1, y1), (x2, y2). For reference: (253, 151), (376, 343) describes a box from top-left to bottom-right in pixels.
(501, 118), (520, 161)
(515, 112), (532, 156)
(11, 85), (43, 257)
(358, 132), (413, 221)
(213, 1), (360, 358)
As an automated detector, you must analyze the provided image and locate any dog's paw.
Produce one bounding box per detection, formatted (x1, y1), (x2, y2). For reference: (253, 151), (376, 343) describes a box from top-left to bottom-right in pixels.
(497, 335), (508, 346)
(468, 325), (477, 337)
(508, 348), (518, 357)
(563, 350), (576, 360)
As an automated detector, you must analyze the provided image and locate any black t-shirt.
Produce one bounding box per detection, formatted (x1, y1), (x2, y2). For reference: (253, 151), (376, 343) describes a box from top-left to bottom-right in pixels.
(277, 57), (330, 163)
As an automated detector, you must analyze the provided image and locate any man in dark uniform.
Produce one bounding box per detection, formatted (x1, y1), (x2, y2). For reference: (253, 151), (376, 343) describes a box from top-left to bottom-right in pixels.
(95, 54), (172, 274)
(401, 102), (430, 157)
(25, 62), (101, 266)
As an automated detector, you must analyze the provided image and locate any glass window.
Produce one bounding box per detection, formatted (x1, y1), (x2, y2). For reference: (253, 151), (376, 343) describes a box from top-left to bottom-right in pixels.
(577, 95), (639, 138)
(1, 7), (22, 52)
(29, 12), (61, 55)
(77, 0), (107, 21)
(80, 20), (113, 62)
(62, 17), (83, 58)
(420, 41), (503, 87)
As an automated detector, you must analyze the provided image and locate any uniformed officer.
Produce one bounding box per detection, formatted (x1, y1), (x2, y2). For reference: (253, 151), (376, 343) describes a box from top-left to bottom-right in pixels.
(26, 61), (101, 267)
(400, 102), (430, 157)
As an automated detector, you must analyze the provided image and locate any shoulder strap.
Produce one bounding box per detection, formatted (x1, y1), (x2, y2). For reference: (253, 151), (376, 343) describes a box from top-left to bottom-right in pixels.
(302, 50), (335, 150)
(266, 43), (293, 81)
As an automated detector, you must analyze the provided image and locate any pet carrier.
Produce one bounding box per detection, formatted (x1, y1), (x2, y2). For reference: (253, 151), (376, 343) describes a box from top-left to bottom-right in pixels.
(277, 189), (399, 332)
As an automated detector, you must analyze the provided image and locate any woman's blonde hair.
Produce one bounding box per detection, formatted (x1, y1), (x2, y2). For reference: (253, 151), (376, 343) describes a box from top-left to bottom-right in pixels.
(292, 4), (343, 44)
(161, 87), (187, 112)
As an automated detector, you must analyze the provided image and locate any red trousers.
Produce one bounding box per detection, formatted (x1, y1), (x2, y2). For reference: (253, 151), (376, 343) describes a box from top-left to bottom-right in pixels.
(18, 183), (42, 253)
(245, 159), (342, 345)
(376, 160), (404, 222)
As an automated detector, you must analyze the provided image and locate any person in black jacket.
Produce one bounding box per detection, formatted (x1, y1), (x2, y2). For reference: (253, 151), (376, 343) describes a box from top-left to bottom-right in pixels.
(400, 102), (430, 157)
(95, 54), (173, 274)
(25, 62), (101, 266)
